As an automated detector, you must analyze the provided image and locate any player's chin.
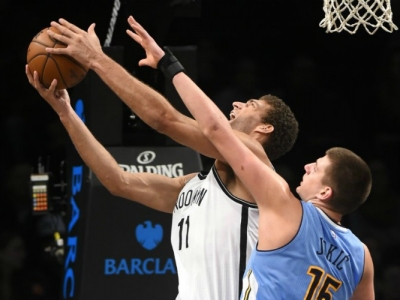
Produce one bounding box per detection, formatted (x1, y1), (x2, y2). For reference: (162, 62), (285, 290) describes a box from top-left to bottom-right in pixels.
(295, 185), (302, 196)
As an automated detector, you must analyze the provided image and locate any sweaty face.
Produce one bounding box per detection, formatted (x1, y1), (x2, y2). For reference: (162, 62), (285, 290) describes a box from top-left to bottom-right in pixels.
(296, 155), (331, 201)
(229, 99), (270, 133)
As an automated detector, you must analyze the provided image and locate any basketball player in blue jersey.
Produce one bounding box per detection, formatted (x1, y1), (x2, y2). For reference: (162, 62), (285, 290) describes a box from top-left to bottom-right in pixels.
(163, 40), (376, 300)
(28, 17), (298, 300)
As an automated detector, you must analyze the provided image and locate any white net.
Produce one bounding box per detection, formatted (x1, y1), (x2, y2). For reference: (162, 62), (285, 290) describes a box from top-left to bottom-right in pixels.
(320, 0), (398, 34)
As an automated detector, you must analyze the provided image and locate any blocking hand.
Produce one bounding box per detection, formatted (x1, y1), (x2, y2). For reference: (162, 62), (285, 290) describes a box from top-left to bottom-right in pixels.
(126, 15), (165, 69)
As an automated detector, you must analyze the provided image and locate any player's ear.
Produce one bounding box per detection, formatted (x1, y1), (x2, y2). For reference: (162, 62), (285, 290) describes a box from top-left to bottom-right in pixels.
(256, 124), (274, 134)
(317, 186), (332, 201)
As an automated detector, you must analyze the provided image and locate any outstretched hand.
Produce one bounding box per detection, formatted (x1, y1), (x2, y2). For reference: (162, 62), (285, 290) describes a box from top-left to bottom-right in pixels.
(126, 16), (165, 69)
(25, 64), (71, 115)
(45, 18), (103, 70)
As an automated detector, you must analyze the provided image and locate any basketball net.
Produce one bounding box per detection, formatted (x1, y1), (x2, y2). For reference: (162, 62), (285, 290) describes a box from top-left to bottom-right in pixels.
(320, 0), (398, 34)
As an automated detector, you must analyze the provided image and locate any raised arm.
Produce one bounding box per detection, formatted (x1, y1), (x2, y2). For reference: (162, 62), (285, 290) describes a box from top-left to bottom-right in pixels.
(40, 19), (230, 162)
(125, 16), (270, 166)
(44, 18), (267, 164)
(127, 16), (282, 205)
(26, 65), (195, 213)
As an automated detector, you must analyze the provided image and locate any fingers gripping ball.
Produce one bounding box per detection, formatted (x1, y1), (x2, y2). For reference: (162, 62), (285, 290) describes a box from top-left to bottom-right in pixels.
(27, 27), (88, 89)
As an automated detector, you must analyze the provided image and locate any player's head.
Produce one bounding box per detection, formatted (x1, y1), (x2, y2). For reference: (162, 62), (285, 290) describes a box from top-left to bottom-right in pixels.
(229, 94), (298, 161)
(297, 147), (372, 215)
(259, 95), (298, 160)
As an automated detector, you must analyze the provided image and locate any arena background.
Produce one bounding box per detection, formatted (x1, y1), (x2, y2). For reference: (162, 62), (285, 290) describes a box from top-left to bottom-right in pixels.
(0, 0), (399, 299)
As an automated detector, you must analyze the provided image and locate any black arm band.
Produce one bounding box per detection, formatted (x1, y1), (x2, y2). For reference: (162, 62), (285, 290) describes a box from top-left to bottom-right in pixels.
(157, 47), (185, 80)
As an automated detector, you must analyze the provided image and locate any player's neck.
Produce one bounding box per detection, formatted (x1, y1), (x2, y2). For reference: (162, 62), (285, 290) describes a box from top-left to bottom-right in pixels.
(310, 200), (342, 224)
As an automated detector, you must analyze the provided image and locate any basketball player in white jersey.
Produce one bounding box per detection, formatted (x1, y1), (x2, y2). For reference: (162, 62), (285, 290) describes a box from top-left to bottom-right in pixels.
(32, 17), (298, 300)
(169, 41), (375, 300)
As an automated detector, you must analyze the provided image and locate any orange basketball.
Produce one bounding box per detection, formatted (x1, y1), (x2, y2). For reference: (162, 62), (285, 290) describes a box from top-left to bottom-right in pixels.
(27, 27), (88, 89)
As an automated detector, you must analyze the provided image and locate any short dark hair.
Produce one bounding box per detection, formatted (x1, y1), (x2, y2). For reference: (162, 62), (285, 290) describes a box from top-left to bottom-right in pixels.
(323, 147), (372, 215)
(259, 94), (299, 161)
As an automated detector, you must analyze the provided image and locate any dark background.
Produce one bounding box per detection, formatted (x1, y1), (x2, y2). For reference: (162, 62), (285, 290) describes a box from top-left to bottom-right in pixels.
(1, 0), (400, 299)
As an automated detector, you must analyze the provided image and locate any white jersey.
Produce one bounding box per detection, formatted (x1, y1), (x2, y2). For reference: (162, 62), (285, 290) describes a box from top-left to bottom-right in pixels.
(171, 165), (259, 300)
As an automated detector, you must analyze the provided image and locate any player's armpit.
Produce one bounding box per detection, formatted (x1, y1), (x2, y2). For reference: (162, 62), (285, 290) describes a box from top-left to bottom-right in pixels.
(111, 171), (197, 214)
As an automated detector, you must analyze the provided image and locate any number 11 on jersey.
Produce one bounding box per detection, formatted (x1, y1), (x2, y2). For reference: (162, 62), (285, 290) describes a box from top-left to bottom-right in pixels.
(178, 216), (190, 250)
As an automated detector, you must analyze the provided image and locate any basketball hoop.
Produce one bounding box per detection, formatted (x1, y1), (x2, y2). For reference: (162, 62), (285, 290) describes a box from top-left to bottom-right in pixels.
(320, 0), (398, 34)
